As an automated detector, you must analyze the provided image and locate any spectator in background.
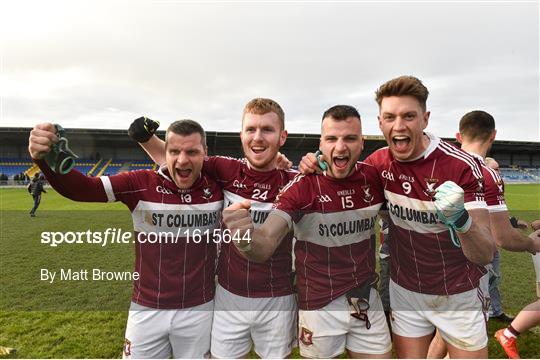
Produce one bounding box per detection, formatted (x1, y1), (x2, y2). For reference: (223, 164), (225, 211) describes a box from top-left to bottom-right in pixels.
(28, 172), (46, 217)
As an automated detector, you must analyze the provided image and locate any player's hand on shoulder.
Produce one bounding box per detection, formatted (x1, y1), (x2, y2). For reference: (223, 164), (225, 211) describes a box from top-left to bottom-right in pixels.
(128, 116), (159, 143)
(531, 219), (540, 231)
(223, 200), (254, 251)
(276, 152), (293, 170)
(28, 123), (58, 160)
(299, 152), (322, 174)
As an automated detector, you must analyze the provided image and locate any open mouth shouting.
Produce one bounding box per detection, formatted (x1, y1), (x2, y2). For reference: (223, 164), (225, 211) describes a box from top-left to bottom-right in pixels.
(333, 155), (350, 170)
(392, 135), (411, 153)
(175, 168), (192, 179)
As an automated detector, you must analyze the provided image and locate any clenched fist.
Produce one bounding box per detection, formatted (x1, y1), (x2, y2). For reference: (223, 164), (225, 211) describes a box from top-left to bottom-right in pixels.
(28, 123), (58, 160)
(222, 200), (254, 252)
(434, 181), (472, 233)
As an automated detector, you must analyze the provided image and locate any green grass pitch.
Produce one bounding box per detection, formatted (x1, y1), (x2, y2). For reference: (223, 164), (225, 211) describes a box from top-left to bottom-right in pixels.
(0, 184), (539, 358)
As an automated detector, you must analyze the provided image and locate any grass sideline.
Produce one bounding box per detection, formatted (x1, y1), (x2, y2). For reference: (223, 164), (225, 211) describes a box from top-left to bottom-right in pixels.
(1, 184), (539, 358)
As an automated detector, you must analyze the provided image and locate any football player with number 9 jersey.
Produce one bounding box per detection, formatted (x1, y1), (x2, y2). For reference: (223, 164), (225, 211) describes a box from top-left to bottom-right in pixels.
(365, 76), (496, 359)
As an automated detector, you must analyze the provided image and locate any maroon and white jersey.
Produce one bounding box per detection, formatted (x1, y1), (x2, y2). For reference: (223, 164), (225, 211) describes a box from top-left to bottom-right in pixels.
(203, 156), (297, 298)
(365, 132), (488, 296)
(37, 159), (223, 309)
(469, 153), (507, 213)
(272, 163), (384, 310)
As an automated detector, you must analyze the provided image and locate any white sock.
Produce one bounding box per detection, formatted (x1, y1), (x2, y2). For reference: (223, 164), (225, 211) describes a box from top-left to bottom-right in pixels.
(503, 328), (517, 339)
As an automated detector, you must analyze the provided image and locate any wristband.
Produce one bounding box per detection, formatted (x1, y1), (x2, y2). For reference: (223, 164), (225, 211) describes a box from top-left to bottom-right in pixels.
(315, 150), (328, 171)
(45, 124), (79, 174)
(454, 210), (472, 233)
(509, 216), (519, 229)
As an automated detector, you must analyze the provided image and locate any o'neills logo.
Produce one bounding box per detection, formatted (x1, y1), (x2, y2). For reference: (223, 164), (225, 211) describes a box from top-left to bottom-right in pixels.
(424, 178), (439, 197)
(361, 185), (374, 202)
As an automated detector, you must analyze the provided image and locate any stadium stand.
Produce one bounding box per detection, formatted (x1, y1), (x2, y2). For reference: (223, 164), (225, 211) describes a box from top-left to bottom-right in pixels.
(1, 127), (538, 185)
(0, 158), (33, 177)
(500, 167), (540, 183)
(72, 159), (100, 176)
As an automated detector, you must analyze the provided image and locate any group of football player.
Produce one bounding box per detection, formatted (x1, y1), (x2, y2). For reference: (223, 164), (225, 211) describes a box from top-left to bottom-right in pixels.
(28, 75), (540, 359)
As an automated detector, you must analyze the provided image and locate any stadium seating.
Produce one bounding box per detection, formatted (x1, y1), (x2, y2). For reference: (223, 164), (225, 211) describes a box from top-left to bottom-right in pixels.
(0, 158), (156, 182)
(0, 158), (33, 177)
(2, 157), (537, 183)
(499, 168), (540, 183)
(128, 160), (158, 172)
(93, 159), (155, 176)
(73, 160), (100, 176)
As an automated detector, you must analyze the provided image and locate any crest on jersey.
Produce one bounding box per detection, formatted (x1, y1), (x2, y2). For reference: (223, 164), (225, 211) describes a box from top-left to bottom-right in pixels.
(300, 327), (313, 346)
(476, 178), (484, 192)
(123, 338), (131, 357)
(496, 180), (504, 194)
(202, 188), (212, 199)
(361, 185), (374, 202)
(424, 178), (439, 197)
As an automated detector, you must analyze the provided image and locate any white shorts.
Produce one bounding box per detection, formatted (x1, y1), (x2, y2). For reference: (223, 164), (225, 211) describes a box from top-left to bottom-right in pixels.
(532, 252), (540, 297)
(211, 284), (297, 358)
(479, 264), (492, 308)
(298, 288), (391, 359)
(389, 280), (488, 352)
(123, 301), (213, 359)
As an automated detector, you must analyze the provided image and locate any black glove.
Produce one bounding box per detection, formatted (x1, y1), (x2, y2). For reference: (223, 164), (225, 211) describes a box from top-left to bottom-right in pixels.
(128, 116), (160, 143)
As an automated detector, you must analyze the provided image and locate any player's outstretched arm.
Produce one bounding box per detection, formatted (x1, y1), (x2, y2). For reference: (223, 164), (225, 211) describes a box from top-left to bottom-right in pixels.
(128, 117), (166, 165)
(223, 201), (289, 263)
(29, 123), (109, 202)
(490, 211), (539, 253)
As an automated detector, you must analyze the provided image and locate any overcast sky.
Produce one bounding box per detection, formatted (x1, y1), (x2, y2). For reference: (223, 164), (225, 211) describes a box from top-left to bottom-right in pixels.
(0, 0), (538, 141)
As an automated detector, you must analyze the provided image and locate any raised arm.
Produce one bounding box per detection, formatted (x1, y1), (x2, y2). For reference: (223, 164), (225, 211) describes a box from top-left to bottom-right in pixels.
(223, 201), (290, 263)
(29, 123), (108, 202)
(128, 117), (166, 165)
(140, 136), (166, 166)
